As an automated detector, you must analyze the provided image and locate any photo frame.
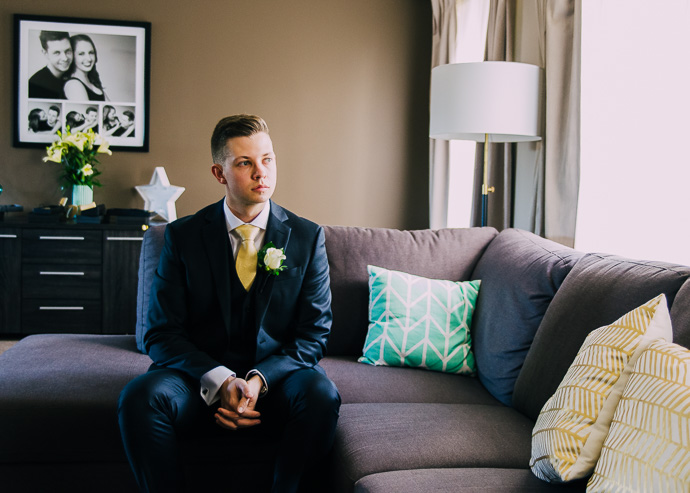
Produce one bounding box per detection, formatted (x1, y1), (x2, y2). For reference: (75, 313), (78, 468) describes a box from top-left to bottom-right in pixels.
(13, 14), (151, 151)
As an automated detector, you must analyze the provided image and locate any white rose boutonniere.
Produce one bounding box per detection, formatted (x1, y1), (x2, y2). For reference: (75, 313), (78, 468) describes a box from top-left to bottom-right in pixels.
(258, 242), (287, 275)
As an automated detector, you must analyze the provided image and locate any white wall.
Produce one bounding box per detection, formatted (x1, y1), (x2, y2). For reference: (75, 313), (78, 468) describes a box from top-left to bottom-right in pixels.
(1, 0), (432, 230)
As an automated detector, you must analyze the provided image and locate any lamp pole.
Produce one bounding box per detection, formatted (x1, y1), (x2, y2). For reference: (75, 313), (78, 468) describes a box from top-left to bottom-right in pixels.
(481, 133), (495, 227)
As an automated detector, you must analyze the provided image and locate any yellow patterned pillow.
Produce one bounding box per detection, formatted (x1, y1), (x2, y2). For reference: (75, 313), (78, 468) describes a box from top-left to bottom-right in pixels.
(588, 339), (690, 492)
(530, 294), (672, 482)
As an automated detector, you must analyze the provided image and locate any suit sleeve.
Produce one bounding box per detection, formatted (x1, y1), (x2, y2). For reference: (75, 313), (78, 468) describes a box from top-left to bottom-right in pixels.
(254, 226), (332, 386)
(143, 225), (224, 380)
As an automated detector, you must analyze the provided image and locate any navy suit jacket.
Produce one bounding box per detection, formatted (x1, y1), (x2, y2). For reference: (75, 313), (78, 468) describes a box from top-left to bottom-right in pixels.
(143, 199), (332, 387)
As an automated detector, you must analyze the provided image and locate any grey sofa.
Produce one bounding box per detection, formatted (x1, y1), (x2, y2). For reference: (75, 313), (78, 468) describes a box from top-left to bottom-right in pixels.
(1, 224), (689, 492)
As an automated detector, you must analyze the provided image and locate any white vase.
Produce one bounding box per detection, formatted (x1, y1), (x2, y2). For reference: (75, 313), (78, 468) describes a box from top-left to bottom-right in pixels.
(72, 184), (93, 206)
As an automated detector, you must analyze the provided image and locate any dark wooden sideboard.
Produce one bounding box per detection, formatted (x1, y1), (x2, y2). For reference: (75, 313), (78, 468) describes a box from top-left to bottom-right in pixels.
(0, 220), (149, 335)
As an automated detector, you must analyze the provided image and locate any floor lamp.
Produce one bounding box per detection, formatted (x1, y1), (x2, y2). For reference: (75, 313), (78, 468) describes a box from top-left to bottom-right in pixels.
(429, 62), (542, 227)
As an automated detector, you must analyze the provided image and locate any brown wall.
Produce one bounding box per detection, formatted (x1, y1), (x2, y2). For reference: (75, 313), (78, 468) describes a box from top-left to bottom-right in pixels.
(0, 0), (432, 229)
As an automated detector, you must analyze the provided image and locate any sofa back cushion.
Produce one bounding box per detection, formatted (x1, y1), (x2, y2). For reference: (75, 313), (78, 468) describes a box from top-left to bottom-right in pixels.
(323, 226), (498, 356)
(513, 253), (690, 420)
(670, 278), (690, 348)
(136, 224), (167, 353)
(469, 229), (583, 406)
(136, 224), (498, 356)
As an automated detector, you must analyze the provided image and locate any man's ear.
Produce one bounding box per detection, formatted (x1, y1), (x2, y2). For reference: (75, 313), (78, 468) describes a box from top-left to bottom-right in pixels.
(211, 164), (227, 184)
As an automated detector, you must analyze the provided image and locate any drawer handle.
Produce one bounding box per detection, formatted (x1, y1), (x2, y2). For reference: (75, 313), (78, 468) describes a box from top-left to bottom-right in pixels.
(39, 306), (84, 311)
(39, 271), (85, 276)
(0, 234), (18, 239)
(106, 237), (144, 241)
(38, 236), (85, 241)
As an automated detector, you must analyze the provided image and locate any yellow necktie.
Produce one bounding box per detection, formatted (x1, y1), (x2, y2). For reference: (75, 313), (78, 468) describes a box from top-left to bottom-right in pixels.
(235, 225), (260, 291)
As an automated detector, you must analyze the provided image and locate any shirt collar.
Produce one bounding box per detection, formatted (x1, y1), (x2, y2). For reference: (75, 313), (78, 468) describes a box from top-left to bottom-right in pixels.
(223, 199), (271, 232)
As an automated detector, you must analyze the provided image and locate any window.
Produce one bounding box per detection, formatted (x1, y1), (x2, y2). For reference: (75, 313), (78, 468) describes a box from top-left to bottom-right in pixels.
(576, 0), (690, 265)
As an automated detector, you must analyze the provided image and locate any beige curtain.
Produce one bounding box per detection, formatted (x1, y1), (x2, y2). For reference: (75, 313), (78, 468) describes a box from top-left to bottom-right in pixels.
(539, 0), (581, 247)
(471, 0), (581, 248)
(428, 0), (458, 230)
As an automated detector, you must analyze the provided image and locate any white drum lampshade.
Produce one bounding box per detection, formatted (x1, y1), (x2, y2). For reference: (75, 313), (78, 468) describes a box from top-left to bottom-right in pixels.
(429, 61), (542, 143)
(429, 61), (542, 226)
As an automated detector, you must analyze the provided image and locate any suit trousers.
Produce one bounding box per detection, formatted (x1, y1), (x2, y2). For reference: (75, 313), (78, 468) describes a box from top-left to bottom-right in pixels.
(118, 365), (341, 493)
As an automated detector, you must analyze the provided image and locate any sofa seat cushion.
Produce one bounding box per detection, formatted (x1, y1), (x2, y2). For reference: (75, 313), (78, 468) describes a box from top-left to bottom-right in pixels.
(354, 468), (587, 492)
(0, 334), (278, 472)
(332, 402), (535, 489)
(321, 356), (501, 405)
(0, 334), (151, 463)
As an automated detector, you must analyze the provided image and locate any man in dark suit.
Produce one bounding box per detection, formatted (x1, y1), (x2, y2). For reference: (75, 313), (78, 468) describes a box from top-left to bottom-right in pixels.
(28, 31), (73, 99)
(118, 115), (341, 492)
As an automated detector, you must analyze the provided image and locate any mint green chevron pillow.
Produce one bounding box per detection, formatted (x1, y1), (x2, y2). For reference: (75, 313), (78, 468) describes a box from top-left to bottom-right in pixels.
(358, 265), (480, 375)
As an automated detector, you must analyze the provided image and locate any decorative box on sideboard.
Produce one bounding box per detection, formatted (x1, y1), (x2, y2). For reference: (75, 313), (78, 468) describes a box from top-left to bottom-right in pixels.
(0, 221), (149, 335)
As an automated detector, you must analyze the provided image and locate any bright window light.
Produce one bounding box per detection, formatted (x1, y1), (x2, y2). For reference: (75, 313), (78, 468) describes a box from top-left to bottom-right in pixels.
(446, 0), (488, 228)
(576, 0), (690, 265)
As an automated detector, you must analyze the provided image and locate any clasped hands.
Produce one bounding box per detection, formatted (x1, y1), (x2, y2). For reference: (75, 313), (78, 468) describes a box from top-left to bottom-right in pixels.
(215, 375), (263, 430)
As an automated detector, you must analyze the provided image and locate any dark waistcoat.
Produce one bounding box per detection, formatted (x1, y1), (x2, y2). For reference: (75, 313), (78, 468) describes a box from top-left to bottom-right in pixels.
(223, 265), (257, 376)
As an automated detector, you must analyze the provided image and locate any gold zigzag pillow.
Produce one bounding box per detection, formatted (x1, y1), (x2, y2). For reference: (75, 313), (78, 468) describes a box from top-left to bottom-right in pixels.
(530, 293), (673, 482)
(588, 339), (690, 492)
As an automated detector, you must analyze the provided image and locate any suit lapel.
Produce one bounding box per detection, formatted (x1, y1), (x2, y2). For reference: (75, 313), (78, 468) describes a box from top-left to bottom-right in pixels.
(202, 199), (233, 332)
(255, 202), (291, 324)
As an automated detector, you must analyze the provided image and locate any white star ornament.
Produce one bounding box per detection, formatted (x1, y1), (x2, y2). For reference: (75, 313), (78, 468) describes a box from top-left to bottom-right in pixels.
(135, 167), (185, 222)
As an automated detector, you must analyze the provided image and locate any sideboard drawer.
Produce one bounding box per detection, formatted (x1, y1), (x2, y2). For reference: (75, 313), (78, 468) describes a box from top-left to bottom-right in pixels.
(22, 264), (102, 299)
(21, 299), (101, 334)
(22, 229), (102, 264)
(1, 222), (147, 335)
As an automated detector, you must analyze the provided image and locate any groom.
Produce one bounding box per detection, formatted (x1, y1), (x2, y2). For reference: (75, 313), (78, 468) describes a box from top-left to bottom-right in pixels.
(118, 114), (341, 492)
(28, 31), (73, 99)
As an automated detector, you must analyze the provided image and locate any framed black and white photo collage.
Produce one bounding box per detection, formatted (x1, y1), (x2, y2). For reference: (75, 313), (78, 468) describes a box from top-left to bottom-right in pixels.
(14, 14), (151, 151)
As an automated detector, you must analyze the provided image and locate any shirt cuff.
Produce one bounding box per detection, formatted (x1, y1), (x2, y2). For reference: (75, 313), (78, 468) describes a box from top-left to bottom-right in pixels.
(200, 366), (235, 406)
(245, 369), (268, 396)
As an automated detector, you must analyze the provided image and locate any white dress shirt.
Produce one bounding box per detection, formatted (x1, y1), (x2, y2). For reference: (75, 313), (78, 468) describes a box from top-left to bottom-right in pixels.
(198, 200), (271, 405)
